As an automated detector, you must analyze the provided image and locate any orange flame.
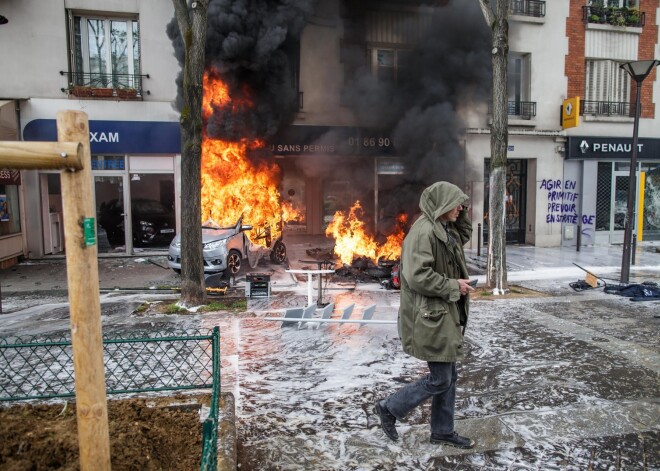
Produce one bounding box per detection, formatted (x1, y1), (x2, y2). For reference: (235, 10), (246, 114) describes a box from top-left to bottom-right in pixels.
(377, 212), (407, 261)
(201, 72), (284, 245)
(281, 200), (304, 222)
(325, 201), (405, 265)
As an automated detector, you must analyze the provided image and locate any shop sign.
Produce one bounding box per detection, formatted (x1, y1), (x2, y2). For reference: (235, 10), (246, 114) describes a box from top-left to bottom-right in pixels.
(23, 120), (181, 154)
(377, 158), (405, 175)
(567, 136), (660, 160)
(269, 125), (396, 156)
(0, 169), (21, 185)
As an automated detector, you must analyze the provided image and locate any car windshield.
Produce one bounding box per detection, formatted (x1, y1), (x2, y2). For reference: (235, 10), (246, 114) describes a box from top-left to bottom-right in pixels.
(201, 219), (236, 230)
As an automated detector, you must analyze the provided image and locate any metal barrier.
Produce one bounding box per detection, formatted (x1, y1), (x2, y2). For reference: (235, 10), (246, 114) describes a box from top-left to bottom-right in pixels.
(0, 327), (221, 471)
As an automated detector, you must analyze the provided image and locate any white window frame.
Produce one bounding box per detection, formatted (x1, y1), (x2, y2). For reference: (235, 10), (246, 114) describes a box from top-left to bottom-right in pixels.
(68, 11), (140, 89)
(508, 53), (531, 116)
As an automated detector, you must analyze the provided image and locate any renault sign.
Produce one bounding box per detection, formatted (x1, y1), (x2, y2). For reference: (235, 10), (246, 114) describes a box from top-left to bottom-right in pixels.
(567, 137), (660, 159)
(561, 97), (580, 129)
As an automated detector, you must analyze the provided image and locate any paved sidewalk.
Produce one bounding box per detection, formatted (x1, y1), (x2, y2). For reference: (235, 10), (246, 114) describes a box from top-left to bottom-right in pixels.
(1, 239), (659, 469)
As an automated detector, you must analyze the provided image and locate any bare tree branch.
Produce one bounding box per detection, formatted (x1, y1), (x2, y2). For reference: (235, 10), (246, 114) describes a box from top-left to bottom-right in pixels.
(478, 0), (496, 27)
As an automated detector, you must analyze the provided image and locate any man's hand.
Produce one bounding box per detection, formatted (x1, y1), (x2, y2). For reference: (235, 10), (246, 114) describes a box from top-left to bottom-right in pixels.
(458, 279), (475, 296)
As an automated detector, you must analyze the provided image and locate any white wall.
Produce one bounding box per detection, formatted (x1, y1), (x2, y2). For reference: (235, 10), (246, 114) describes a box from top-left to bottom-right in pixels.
(0, 0), (179, 103)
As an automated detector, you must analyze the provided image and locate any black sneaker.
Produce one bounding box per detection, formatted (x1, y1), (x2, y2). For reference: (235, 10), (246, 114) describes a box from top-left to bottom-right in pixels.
(430, 431), (475, 449)
(374, 400), (398, 441)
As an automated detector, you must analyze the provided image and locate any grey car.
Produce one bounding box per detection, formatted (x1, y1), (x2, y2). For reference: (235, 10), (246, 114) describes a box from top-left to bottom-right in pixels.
(167, 216), (287, 275)
(167, 218), (254, 275)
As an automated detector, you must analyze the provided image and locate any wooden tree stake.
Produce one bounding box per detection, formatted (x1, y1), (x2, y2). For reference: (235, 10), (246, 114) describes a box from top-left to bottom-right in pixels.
(55, 110), (112, 470)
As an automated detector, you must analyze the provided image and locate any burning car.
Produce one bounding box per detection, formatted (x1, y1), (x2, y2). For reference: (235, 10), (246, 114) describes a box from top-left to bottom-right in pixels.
(167, 216), (286, 275)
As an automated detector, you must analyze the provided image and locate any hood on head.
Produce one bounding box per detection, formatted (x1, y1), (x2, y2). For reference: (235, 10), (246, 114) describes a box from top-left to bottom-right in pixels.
(419, 181), (469, 221)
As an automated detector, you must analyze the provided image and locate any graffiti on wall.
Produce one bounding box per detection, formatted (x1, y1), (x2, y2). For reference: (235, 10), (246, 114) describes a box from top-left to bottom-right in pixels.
(540, 179), (596, 238)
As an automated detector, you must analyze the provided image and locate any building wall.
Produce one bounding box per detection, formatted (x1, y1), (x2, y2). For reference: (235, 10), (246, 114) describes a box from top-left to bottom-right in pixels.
(0, 0), (181, 258)
(562, 0), (660, 247)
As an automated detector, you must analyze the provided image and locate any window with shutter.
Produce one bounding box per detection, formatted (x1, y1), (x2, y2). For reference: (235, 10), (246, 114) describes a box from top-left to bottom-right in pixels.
(585, 59), (631, 116)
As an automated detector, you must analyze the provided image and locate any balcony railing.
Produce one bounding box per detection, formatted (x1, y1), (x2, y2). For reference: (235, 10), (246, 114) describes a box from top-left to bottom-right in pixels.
(581, 100), (634, 117)
(511, 0), (546, 18)
(509, 101), (536, 119)
(60, 71), (149, 99)
(582, 5), (645, 27)
(488, 101), (537, 120)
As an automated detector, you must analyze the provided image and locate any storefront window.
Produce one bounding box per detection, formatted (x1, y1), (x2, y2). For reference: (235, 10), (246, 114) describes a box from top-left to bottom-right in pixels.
(323, 180), (355, 228)
(129, 174), (176, 249)
(641, 163), (660, 241)
(0, 184), (21, 236)
(596, 162), (612, 231)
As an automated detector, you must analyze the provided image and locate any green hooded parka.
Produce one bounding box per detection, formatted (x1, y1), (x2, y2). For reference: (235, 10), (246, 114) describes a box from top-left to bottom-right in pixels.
(397, 181), (472, 362)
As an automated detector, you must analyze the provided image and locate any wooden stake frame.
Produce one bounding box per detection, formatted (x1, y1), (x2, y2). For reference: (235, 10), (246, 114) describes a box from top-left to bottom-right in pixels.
(0, 111), (111, 470)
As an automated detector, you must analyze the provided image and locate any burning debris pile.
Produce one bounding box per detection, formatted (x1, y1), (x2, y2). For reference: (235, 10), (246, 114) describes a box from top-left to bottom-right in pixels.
(303, 202), (406, 286)
(325, 202), (407, 264)
(304, 244), (400, 286)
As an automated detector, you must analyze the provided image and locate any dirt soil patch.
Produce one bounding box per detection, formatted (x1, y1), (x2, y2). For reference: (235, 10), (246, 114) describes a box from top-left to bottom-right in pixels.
(0, 395), (209, 471)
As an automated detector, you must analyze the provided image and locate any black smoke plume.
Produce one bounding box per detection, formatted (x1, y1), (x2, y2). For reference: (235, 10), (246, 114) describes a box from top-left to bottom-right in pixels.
(167, 0), (316, 141)
(341, 0), (490, 181)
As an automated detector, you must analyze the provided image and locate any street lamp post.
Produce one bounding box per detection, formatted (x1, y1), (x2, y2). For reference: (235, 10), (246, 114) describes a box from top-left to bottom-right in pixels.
(618, 59), (660, 284)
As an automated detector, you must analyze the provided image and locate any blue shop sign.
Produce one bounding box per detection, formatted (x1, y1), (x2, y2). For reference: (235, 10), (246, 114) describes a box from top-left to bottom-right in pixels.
(23, 120), (181, 154)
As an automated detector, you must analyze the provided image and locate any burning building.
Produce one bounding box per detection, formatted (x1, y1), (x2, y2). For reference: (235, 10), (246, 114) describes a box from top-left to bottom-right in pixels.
(168, 0), (491, 265)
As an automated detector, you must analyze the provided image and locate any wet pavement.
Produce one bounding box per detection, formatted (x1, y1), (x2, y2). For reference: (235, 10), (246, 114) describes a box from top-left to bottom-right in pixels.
(1, 237), (659, 469)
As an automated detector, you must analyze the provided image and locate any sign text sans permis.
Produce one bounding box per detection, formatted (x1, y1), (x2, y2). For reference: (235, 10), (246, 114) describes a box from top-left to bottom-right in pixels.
(270, 137), (393, 155)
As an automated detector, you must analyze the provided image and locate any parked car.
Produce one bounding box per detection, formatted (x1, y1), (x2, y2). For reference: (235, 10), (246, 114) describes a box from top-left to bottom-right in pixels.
(98, 198), (176, 247)
(167, 216), (286, 275)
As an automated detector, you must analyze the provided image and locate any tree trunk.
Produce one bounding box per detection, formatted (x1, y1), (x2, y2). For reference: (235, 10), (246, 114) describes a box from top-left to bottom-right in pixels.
(479, 0), (509, 294)
(172, 0), (208, 306)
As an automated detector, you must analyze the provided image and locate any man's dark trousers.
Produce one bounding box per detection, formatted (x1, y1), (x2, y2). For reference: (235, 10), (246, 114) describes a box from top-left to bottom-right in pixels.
(383, 362), (457, 435)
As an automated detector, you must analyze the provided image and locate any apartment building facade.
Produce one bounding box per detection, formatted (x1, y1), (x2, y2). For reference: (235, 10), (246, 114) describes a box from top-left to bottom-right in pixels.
(0, 0), (658, 267)
(0, 0), (181, 264)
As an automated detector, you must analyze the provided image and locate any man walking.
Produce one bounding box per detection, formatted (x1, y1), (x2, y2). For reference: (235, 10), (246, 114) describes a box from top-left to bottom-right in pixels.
(375, 181), (475, 448)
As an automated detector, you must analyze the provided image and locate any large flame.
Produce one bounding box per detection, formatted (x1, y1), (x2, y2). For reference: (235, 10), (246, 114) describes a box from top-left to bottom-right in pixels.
(201, 72), (283, 245)
(325, 201), (406, 265)
(200, 71), (401, 259)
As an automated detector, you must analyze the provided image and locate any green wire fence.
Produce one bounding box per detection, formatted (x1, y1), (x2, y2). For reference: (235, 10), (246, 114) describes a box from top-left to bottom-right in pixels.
(0, 327), (221, 471)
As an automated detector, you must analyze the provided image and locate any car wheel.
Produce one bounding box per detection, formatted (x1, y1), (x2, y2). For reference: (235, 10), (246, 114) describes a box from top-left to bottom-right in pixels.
(227, 249), (242, 275)
(270, 241), (287, 264)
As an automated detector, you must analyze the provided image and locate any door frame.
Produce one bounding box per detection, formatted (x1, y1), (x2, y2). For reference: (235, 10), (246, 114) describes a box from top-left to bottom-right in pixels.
(93, 172), (131, 254)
